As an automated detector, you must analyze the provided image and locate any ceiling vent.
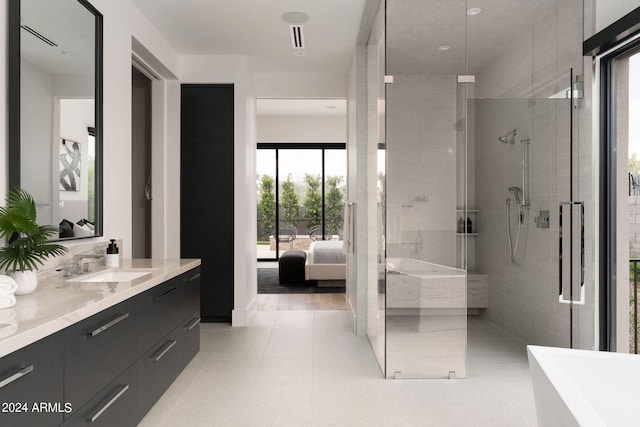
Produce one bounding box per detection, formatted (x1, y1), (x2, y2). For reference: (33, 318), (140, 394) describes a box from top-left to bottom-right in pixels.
(21, 25), (57, 47)
(290, 25), (305, 49)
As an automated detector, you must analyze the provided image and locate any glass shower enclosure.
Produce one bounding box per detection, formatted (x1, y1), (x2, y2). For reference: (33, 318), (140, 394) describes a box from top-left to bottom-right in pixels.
(367, 0), (595, 378)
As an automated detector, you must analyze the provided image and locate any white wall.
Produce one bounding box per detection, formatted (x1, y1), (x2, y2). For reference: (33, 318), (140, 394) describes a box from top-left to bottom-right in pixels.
(385, 75), (458, 266)
(20, 60), (54, 223)
(81, 0), (133, 256)
(58, 99), (94, 206)
(254, 73), (347, 98)
(596, 0), (639, 32)
(256, 115), (346, 143)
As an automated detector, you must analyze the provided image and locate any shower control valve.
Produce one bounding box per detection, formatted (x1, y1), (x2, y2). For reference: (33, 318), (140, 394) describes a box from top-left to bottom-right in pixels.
(534, 210), (550, 229)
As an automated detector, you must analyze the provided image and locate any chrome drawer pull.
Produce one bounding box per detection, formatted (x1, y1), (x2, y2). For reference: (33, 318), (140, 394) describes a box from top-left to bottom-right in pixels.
(89, 312), (130, 337)
(152, 286), (177, 302)
(0, 365), (34, 389)
(185, 317), (200, 330)
(88, 384), (129, 423)
(185, 273), (201, 283)
(153, 340), (177, 362)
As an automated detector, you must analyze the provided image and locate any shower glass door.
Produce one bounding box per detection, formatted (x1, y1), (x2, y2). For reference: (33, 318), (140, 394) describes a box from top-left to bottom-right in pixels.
(385, 0), (468, 378)
(381, 0), (595, 379)
(465, 0), (596, 353)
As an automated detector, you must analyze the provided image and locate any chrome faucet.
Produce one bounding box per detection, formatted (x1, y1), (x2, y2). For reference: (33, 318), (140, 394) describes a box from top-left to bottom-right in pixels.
(73, 253), (104, 274)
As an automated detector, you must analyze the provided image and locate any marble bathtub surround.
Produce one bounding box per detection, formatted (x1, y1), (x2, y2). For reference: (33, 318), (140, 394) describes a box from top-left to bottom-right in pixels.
(0, 258), (201, 358)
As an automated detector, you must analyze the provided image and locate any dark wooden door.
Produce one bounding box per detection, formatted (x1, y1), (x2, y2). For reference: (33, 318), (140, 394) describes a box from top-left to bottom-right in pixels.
(180, 84), (234, 322)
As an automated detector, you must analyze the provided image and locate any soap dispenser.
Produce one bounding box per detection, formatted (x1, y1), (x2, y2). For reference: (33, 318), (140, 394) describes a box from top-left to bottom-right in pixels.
(106, 239), (120, 268)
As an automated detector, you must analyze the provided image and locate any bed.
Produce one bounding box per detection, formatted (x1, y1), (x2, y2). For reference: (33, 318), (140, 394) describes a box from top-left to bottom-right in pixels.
(305, 240), (346, 286)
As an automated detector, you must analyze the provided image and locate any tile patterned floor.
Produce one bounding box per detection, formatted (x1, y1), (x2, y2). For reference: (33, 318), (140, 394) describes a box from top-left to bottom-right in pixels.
(140, 307), (537, 426)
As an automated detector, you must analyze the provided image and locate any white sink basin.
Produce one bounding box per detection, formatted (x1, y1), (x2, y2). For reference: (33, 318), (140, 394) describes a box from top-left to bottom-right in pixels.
(71, 270), (151, 283)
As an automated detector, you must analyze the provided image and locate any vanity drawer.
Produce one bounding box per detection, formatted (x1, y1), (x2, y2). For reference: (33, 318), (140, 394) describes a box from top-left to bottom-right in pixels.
(181, 310), (201, 369)
(136, 276), (183, 355)
(0, 332), (64, 427)
(64, 363), (137, 427)
(64, 298), (136, 417)
(181, 267), (201, 321)
(137, 328), (182, 420)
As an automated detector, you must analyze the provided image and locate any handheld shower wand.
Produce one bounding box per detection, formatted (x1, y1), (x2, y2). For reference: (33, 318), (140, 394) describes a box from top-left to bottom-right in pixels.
(508, 186), (522, 205)
(506, 186), (524, 264)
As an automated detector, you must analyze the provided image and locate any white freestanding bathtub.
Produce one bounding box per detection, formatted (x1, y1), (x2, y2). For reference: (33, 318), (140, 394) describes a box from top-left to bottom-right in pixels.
(528, 345), (640, 426)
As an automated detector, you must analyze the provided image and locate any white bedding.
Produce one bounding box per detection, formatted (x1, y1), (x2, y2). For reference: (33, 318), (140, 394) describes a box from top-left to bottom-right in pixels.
(308, 240), (346, 264)
(305, 240), (346, 283)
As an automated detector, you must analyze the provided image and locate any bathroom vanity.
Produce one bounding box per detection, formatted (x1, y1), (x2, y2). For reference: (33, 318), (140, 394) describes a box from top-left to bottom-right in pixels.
(0, 259), (200, 427)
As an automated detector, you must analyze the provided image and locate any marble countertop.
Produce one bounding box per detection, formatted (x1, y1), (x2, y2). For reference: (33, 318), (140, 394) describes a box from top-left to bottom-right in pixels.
(0, 258), (201, 359)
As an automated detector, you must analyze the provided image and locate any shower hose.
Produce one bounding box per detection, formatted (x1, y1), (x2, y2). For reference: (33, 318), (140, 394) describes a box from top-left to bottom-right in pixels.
(505, 198), (523, 264)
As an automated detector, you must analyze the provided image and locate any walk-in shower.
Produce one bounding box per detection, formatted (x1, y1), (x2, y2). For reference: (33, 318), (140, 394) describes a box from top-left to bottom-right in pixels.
(372, 0), (595, 382)
(504, 135), (531, 264)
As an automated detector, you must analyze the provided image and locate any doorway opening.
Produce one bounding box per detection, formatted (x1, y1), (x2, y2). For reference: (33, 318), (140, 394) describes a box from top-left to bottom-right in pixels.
(131, 66), (152, 258)
(255, 98), (348, 304)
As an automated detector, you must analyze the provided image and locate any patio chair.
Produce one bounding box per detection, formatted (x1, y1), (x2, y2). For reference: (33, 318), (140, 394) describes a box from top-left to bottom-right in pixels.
(309, 225), (332, 241)
(278, 225), (297, 250)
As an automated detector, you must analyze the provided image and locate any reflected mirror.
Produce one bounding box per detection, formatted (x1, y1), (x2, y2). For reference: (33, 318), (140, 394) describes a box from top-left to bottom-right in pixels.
(9, 0), (103, 241)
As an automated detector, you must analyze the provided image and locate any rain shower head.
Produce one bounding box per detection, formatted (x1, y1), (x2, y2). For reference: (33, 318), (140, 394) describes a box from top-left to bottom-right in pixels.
(499, 130), (517, 144)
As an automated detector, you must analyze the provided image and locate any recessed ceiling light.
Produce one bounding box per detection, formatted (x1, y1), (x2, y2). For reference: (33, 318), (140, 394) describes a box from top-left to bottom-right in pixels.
(282, 11), (309, 24)
(293, 51), (305, 56)
(438, 45), (451, 51)
(467, 7), (482, 16)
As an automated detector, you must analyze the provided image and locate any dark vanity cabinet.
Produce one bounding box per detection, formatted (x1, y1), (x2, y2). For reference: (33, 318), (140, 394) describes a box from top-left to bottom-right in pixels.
(64, 299), (137, 416)
(0, 266), (200, 427)
(0, 333), (64, 427)
(63, 364), (137, 427)
(136, 267), (201, 419)
(136, 276), (183, 356)
(181, 84), (234, 322)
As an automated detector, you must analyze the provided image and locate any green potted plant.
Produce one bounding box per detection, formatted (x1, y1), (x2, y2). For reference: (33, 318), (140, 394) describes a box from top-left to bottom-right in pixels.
(0, 188), (67, 295)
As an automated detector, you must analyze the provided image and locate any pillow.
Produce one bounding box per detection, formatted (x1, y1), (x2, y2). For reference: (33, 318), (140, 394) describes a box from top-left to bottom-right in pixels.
(59, 219), (74, 238)
(77, 219), (95, 231)
(74, 223), (93, 237)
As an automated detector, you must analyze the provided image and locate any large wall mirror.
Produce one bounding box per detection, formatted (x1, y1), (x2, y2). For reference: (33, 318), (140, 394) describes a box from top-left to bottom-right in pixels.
(8, 0), (103, 241)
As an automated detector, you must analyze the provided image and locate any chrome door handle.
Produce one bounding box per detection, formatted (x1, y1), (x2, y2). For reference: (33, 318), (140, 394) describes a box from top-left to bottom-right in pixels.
(559, 201), (585, 305)
(152, 340), (177, 362)
(185, 273), (201, 283)
(88, 312), (130, 337)
(0, 365), (33, 389)
(152, 286), (177, 302)
(87, 384), (129, 423)
(185, 317), (200, 330)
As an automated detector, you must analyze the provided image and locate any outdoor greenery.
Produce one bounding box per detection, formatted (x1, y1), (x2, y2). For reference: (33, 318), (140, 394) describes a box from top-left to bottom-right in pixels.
(303, 174), (322, 231)
(257, 174), (276, 239)
(0, 188), (67, 272)
(281, 174), (300, 227)
(630, 153), (640, 177)
(326, 176), (345, 234)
